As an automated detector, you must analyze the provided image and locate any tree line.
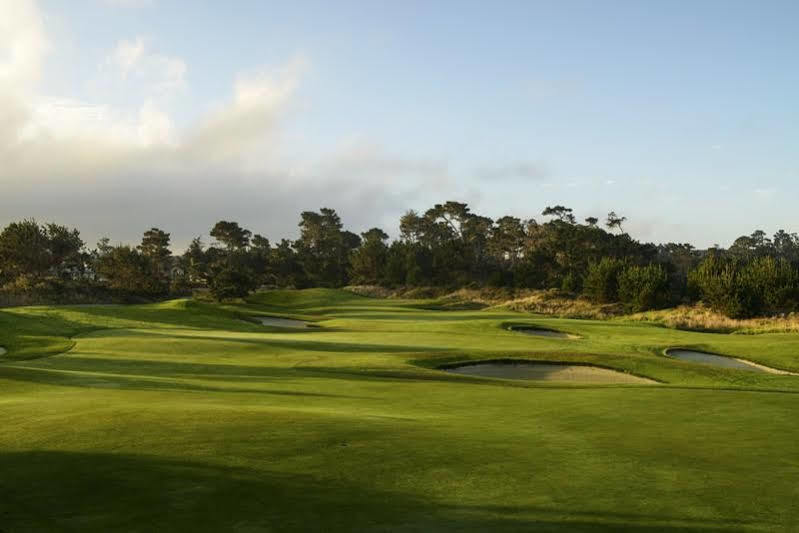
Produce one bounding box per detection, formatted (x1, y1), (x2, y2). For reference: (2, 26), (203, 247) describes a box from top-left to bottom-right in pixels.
(2, 201), (799, 318)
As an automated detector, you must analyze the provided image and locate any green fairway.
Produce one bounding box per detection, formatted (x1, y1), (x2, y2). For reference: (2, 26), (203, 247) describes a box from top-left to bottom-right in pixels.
(2, 289), (799, 531)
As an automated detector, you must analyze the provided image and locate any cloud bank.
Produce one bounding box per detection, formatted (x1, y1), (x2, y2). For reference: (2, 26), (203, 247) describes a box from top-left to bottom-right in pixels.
(0, 0), (455, 250)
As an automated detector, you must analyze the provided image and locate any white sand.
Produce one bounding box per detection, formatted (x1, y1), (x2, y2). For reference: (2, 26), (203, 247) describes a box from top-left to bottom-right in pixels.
(257, 317), (310, 328)
(445, 362), (655, 384)
(667, 349), (799, 375)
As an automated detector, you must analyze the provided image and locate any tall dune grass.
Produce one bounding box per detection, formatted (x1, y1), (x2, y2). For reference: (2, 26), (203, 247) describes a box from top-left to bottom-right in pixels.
(344, 285), (799, 333)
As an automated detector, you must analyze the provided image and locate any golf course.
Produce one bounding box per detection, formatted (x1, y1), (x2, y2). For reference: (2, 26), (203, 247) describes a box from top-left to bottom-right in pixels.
(2, 288), (799, 532)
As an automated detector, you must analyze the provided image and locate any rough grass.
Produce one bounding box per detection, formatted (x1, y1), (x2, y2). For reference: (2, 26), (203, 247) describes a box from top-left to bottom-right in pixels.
(2, 288), (799, 531)
(344, 286), (623, 317)
(629, 304), (799, 334)
(345, 286), (799, 333)
(496, 289), (623, 318)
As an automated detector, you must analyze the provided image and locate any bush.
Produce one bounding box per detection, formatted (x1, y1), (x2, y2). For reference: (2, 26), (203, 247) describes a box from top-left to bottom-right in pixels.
(689, 255), (799, 318)
(582, 257), (626, 303)
(740, 256), (798, 314)
(618, 263), (669, 312)
(207, 252), (258, 301)
(0, 280), (145, 307)
(560, 271), (582, 293)
(688, 255), (751, 318)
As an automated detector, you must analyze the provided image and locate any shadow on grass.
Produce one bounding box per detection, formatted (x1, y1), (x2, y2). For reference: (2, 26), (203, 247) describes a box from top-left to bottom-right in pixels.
(0, 450), (759, 532)
(90, 328), (454, 354)
(0, 355), (671, 396)
(0, 309), (89, 360)
(0, 302), (270, 361)
(307, 311), (506, 321)
(0, 365), (375, 399)
(54, 301), (262, 331)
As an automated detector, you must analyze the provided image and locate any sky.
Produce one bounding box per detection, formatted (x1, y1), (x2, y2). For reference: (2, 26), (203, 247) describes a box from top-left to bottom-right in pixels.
(1, 0), (797, 250)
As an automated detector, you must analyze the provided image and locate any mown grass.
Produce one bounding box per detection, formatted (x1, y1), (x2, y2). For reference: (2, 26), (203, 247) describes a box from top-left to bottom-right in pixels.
(2, 288), (799, 531)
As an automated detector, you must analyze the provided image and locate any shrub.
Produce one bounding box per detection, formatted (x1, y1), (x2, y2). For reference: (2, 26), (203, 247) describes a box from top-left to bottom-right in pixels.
(207, 252), (258, 301)
(560, 271), (582, 293)
(688, 255), (799, 318)
(739, 256), (798, 314)
(618, 263), (669, 312)
(688, 255), (751, 318)
(582, 257), (626, 303)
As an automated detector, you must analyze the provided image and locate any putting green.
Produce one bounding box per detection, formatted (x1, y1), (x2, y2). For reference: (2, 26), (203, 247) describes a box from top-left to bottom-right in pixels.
(1, 289), (799, 531)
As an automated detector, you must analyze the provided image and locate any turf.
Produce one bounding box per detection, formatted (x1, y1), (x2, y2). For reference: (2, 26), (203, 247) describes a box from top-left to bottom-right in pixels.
(2, 289), (799, 531)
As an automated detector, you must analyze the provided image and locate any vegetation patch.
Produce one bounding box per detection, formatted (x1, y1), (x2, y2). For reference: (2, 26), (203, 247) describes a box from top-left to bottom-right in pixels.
(342, 285), (396, 298)
(498, 290), (624, 319)
(630, 304), (799, 334)
(6, 205), (799, 332)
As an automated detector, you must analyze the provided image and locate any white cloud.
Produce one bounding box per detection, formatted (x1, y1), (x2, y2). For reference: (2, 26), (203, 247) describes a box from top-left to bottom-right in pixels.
(0, 3), (445, 247)
(180, 56), (307, 163)
(21, 98), (116, 140)
(0, 0), (283, 183)
(105, 36), (186, 96)
(3, 54), (302, 177)
(0, 0), (48, 90)
(111, 38), (146, 78)
(137, 100), (175, 146)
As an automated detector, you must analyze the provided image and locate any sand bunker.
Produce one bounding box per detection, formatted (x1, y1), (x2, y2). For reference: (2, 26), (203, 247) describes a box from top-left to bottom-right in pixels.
(510, 326), (576, 339)
(443, 361), (655, 384)
(257, 316), (311, 328)
(665, 349), (798, 375)
(0, 346), (5, 356)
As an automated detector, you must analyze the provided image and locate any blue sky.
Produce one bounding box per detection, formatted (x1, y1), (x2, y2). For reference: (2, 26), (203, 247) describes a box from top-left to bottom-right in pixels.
(2, 0), (797, 249)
